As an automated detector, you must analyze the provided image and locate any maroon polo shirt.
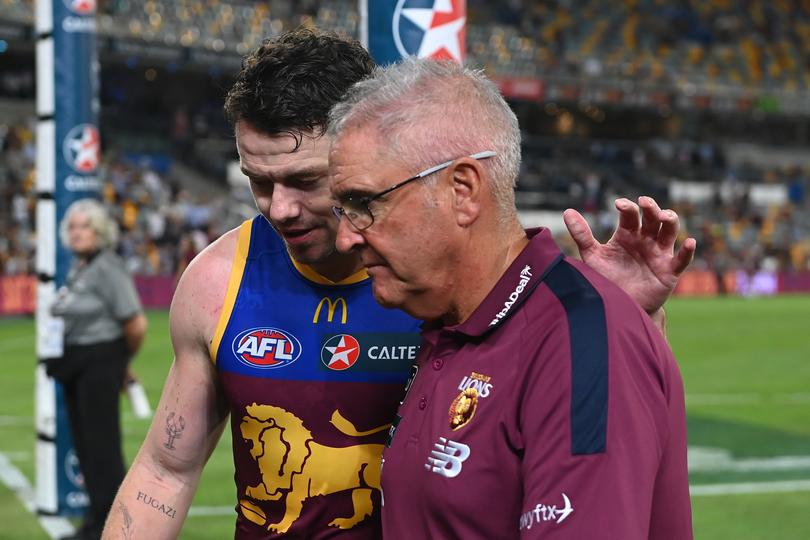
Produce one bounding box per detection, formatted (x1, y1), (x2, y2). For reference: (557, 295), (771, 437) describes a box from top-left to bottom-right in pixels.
(381, 228), (692, 540)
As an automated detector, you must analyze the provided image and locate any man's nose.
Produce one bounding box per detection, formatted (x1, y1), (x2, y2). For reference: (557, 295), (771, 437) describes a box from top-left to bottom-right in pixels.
(267, 184), (302, 223)
(335, 214), (366, 254)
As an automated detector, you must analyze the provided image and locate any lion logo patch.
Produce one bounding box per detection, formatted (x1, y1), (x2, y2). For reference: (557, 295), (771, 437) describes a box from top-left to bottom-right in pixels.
(239, 404), (390, 533)
(449, 387), (478, 430)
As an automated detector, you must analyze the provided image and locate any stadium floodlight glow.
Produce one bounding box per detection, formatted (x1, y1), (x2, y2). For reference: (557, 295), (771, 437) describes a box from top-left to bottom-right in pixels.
(333, 150), (497, 230)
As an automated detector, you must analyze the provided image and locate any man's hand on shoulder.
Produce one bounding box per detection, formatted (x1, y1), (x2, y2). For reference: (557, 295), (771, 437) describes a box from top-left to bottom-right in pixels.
(563, 196), (696, 314)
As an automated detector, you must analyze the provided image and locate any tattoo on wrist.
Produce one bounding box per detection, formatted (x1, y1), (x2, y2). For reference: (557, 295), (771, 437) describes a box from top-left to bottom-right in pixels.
(119, 502), (134, 539)
(136, 491), (178, 519)
(164, 412), (186, 450)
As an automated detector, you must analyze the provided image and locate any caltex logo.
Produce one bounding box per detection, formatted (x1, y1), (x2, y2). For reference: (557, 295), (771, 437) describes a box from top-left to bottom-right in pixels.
(232, 327), (301, 369)
(321, 334), (361, 371)
(63, 0), (96, 15)
(62, 124), (100, 173)
(393, 0), (466, 61)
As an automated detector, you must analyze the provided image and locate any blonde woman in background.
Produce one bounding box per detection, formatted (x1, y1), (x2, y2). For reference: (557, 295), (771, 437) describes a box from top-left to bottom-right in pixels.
(49, 198), (147, 540)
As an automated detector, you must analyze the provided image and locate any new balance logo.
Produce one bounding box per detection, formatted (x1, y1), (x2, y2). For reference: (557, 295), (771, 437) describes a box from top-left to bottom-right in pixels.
(425, 437), (470, 478)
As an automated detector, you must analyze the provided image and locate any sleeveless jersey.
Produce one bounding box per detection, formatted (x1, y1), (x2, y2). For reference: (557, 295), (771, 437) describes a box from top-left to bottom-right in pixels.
(210, 217), (421, 539)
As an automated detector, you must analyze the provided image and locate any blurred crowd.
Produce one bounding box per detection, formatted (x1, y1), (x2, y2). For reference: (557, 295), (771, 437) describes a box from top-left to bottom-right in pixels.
(2, 0), (810, 279)
(2, 118), (809, 279)
(532, 135), (810, 273)
(468, 0), (810, 91)
(0, 120), (244, 280)
(0, 121), (35, 275)
(5, 0), (810, 93)
(559, 180), (810, 277)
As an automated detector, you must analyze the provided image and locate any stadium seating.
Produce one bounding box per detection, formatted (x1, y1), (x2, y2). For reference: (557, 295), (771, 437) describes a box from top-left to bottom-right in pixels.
(1, 0), (808, 284)
(5, 0), (810, 93)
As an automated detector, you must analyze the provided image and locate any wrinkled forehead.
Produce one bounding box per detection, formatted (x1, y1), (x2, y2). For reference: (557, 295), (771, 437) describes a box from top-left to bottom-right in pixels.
(236, 121), (332, 177)
(329, 130), (403, 199)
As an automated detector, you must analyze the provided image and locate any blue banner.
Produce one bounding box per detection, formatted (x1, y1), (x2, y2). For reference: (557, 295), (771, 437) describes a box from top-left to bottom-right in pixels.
(52, 0), (100, 516)
(365, 0), (467, 65)
(54, 0), (101, 286)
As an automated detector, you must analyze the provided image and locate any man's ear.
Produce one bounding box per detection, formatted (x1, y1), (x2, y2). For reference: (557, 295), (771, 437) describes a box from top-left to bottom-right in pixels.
(450, 159), (484, 227)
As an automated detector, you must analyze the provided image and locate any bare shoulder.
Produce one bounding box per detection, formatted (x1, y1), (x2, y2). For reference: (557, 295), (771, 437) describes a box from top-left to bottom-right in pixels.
(169, 226), (242, 351)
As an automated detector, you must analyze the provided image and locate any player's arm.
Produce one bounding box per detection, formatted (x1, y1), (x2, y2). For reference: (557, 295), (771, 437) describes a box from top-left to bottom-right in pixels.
(102, 233), (237, 539)
(563, 196), (696, 337)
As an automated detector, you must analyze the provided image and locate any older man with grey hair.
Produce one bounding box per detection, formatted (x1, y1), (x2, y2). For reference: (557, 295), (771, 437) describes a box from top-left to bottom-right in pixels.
(328, 58), (693, 540)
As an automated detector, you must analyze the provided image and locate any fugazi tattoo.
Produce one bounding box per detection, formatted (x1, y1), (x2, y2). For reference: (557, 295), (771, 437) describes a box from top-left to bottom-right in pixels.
(136, 491), (178, 519)
(119, 502), (134, 540)
(164, 412), (186, 450)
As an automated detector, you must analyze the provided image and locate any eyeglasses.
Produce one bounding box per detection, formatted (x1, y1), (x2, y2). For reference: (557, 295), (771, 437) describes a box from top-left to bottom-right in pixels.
(332, 150), (497, 231)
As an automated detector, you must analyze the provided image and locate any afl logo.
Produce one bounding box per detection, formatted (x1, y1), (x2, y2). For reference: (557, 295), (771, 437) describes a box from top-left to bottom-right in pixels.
(63, 0), (96, 15)
(392, 0), (466, 61)
(63, 124), (100, 173)
(232, 327), (301, 369)
(321, 334), (361, 371)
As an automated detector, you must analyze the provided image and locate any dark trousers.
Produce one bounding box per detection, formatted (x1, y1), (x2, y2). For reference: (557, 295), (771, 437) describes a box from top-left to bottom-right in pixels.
(60, 339), (129, 536)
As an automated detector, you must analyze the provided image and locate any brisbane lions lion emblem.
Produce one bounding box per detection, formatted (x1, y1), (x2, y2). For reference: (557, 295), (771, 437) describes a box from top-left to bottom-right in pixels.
(449, 387), (478, 430)
(239, 404), (390, 533)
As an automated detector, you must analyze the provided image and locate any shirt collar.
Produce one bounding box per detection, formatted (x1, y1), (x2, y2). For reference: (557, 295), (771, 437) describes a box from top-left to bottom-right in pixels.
(430, 228), (564, 339)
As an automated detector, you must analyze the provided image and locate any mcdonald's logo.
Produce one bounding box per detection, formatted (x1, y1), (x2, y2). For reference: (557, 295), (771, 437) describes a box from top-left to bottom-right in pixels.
(313, 297), (348, 324)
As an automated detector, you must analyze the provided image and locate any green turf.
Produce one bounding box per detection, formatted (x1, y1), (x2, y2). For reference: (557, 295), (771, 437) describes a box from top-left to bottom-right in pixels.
(671, 295), (810, 539)
(0, 483), (48, 540)
(0, 312), (238, 539)
(692, 491), (810, 540)
(1, 296), (809, 538)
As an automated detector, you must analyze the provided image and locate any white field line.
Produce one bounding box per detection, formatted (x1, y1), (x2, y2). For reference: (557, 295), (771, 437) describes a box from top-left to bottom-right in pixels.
(0, 448), (232, 524)
(781, 393), (810, 404)
(693, 455), (810, 472)
(689, 447), (810, 473)
(0, 332), (35, 352)
(187, 506), (236, 517)
(182, 480), (810, 517)
(691, 480), (810, 497)
(4, 411), (810, 524)
(0, 452), (75, 539)
(4, 451), (31, 462)
(3, 447), (810, 525)
(0, 415), (31, 427)
(686, 393), (810, 406)
(687, 393), (761, 405)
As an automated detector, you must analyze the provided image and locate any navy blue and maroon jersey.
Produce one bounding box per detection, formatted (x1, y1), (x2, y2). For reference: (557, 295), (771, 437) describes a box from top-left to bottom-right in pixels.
(210, 216), (420, 539)
(381, 228), (693, 540)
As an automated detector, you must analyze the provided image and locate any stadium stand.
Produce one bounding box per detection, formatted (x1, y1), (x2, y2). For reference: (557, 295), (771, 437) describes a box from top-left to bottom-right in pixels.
(1, 0), (809, 309)
(0, 119), (35, 277)
(0, 118), (250, 279)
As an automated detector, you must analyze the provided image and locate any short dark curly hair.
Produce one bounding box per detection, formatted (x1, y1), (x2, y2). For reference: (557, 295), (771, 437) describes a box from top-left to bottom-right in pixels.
(224, 28), (375, 145)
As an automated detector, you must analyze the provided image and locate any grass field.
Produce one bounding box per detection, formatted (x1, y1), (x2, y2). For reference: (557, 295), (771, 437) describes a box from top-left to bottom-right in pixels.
(1, 295), (809, 539)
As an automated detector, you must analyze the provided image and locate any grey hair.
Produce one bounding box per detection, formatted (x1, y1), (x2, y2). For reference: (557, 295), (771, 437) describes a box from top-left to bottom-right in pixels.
(59, 198), (119, 251)
(328, 57), (521, 221)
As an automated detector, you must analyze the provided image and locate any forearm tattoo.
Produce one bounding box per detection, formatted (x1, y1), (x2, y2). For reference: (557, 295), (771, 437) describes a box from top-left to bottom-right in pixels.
(136, 491), (178, 519)
(119, 502), (134, 540)
(164, 412), (186, 450)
